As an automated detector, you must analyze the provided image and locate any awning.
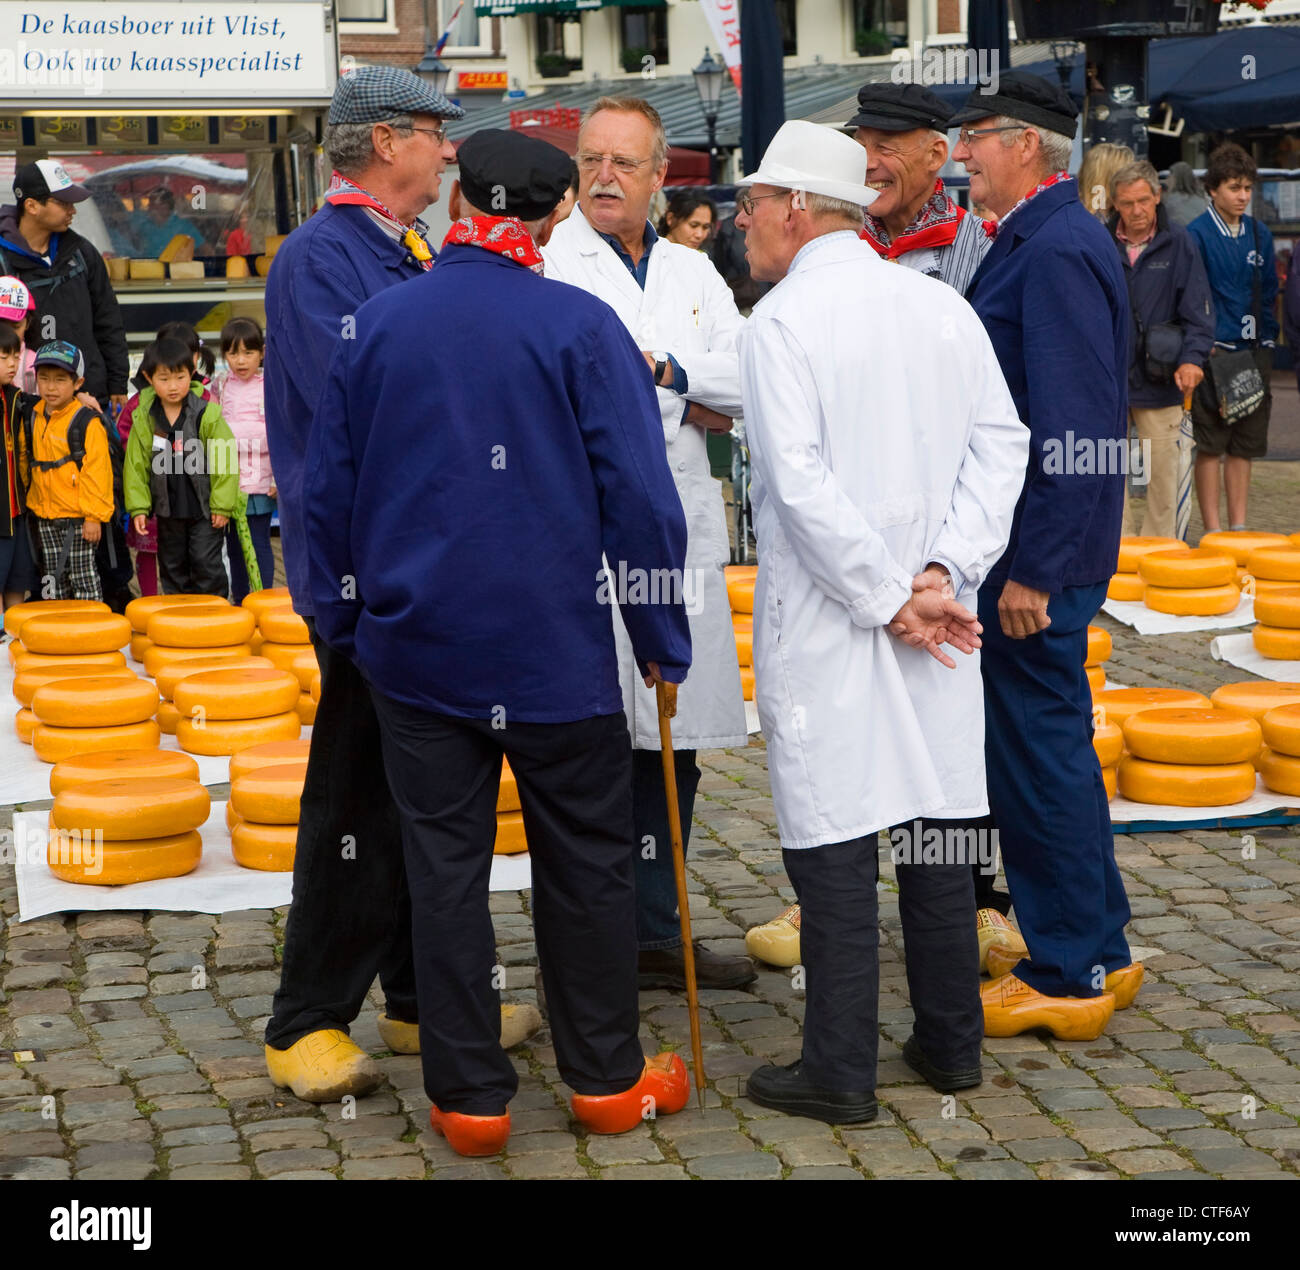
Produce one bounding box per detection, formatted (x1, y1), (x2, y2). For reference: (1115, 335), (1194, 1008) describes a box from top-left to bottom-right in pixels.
(473, 0), (661, 14)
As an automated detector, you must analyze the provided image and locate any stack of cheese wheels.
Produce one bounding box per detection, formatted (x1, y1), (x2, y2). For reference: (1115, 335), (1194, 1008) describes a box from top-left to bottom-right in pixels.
(47, 774), (209, 885)
(143, 601), (253, 681)
(13, 661), (139, 745)
(240, 586), (293, 654)
(29, 672), (160, 764)
(1095, 686), (1211, 730)
(1092, 717), (1123, 800)
(1138, 548), (1239, 616)
(49, 748), (200, 796)
(172, 665), (301, 756)
(1086, 624), (1112, 694)
(1249, 579), (1300, 661)
(725, 565), (757, 702)
(1258, 704), (1300, 795)
(1209, 681), (1300, 737)
(255, 602), (318, 724)
(1244, 545), (1300, 600)
(1118, 707), (1260, 806)
(494, 757), (528, 855)
(1109, 537), (1188, 603)
(153, 653), (276, 735)
(227, 740), (310, 869)
(5, 599), (111, 667)
(125, 593), (232, 666)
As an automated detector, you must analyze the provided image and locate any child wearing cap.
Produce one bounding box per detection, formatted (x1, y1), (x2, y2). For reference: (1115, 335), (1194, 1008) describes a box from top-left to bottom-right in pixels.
(0, 274), (38, 395)
(0, 324), (38, 609)
(26, 340), (114, 600)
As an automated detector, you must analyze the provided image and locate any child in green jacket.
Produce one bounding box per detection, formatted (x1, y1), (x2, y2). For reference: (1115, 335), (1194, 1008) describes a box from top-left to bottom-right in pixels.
(123, 337), (238, 596)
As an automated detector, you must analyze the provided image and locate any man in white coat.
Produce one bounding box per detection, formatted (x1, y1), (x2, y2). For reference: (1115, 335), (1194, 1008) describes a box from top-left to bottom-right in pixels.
(543, 97), (754, 991)
(734, 121), (1029, 1123)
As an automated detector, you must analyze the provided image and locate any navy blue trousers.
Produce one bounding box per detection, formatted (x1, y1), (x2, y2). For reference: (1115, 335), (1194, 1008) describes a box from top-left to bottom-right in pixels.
(979, 581), (1132, 997)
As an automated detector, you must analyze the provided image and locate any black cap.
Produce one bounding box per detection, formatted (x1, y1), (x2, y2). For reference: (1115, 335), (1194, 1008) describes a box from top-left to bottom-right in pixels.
(456, 129), (574, 222)
(14, 159), (90, 206)
(949, 70), (1078, 139)
(847, 83), (955, 133)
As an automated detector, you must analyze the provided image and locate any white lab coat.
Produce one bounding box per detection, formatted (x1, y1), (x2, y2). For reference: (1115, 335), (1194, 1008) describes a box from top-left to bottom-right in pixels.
(543, 206), (748, 750)
(737, 232), (1028, 849)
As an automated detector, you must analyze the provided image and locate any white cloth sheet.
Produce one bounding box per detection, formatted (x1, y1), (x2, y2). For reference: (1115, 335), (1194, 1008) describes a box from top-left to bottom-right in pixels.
(1109, 773), (1300, 824)
(1101, 595), (1255, 635)
(1210, 632), (1300, 683)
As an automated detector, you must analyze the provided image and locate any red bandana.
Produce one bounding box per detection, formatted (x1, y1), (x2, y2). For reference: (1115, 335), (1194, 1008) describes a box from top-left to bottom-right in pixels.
(441, 216), (545, 274)
(324, 170), (433, 268)
(860, 179), (969, 259)
(990, 171), (1072, 238)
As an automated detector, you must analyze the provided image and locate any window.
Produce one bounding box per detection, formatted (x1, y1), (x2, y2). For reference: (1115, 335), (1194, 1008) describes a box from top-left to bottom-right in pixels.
(775, 0), (797, 57)
(852, 0), (907, 56)
(337, 0), (388, 20)
(620, 6), (669, 72)
(439, 0), (490, 53)
(536, 14), (582, 74)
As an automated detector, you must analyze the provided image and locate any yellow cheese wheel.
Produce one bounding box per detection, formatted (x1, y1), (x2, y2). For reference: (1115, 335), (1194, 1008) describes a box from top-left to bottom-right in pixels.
(176, 711), (300, 756)
(1117, 756), (1256, 806)
(154, 654), (275, 701)
(1117, 536), (1187, 574)
(157, 701), (180, 734)
(231, 820), (296, 871)
(1246, 546), (1300, 582)
(1102, 765), (1117, 800)
(1086, 625), (1112, 667)
(735, 629), (753, 667)
(13, 663), (137, 706)
(1138, 548), (1236, 588)
(1199, 529), (1289, 566)
(250, 632), (264, 654)
(1121, 708), (1262, 765)
(173, 667), (300, 721)
(1253, 624), (1300, 661)
(309, 674), (321, 703)
(295, 695), (316, 726)
(1252, 588), (1300, 628)
(1260, 704), (1300, 759)
(14, 648), (127, 673)
(129, 632), (153, 664)
(240, 587), (293, 620)
(1144, 583), (1240, 616)
(288, 649), (319, 691)
(228, 739), (311, 781)
(4, 599), (109, 639)
(1291, 533), (1300, 549)
(158, 233), (195, 263)
(47, 828), (201, 886)
(1107, 572), (1145, 602)
(1210, 681), (1300, 722)
(52, 776), (209, 839)
(260, 604), (311, 644)
(494, 811), (528, 856)
(725, 564), (757, 581)
(1095, 687), (1212, 729)
(1092, 720), (1124, 768)
(15, 706), (36, 743)
(7, 638), (21, 665)
(144, 642), (252, 679)
(259, 641), (313, 672)
(32, 719), (162, 764)
(49, 748), (199, 796)
(1253, 578), (1300, 598)
(225, 255), (250, 279)
(147, 605), (256, 649)
(499, 759), (520, 813)
(1257, 747), (1300, 796)
(20, 611), (131, 655)
(31, 675), (159, 727)
(230, 763), (304, 825)
(226, 802), (241, 832)
(733, 614), (753, 633)
(740, 666), (755, 700)
(1086, 665), (1106, 693)
(126, 592), (229, 634)
(727, 578), (755, 615)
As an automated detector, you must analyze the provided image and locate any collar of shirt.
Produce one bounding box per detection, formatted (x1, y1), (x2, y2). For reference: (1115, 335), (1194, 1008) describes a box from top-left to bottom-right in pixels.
(1207, 202), (1245, 238)
(1116, 219), (1156, 265)
(862, 179), (964, 257)
(990, 171), (1072, 239)
(596, 220), (657, 289)
(790, 229), (860, 274)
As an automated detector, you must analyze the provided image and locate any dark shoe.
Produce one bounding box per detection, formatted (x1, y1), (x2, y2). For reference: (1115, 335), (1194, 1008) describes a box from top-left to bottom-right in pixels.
(745, 1060), (877, 1125)
(902, 1035), (982, 1092)
(638, 941), (757, 991)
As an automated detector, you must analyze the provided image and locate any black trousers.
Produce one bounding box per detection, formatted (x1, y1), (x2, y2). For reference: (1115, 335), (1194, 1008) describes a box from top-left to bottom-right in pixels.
(784, 817), (983, 1093)
(155, 514), (227, 596)
(370, 691), (644, 1115)
(968, 812), (1012, 916)
(264, 620), (417, 1049)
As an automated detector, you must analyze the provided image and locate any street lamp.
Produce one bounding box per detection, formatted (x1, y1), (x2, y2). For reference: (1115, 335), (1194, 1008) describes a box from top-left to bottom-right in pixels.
(1050, 40), (1076, 92)
(414, 0), (452, 99)
(693, 47), (725, 185)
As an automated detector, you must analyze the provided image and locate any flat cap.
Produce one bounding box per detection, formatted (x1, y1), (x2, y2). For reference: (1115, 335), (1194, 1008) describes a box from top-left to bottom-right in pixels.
(949, 70), (1078, 139)
(329, 65), (464, 125)
(847, 83), (955, 133)
(457, 129), (574, 221)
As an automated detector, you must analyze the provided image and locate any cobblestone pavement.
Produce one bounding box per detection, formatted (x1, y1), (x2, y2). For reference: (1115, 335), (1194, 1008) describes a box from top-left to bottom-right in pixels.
(2, 472), (1300, 1181)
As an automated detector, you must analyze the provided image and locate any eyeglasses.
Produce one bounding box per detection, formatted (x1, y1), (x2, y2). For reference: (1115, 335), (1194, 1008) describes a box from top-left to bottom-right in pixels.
(737, 191), (790, 216)
(576, 152), (653, 174)
(400, 124), (448, 143)
(957, 125), (1026, 147)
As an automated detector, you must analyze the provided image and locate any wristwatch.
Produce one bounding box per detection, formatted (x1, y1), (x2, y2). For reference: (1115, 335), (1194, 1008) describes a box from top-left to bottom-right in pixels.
(652, 351), (669, 387)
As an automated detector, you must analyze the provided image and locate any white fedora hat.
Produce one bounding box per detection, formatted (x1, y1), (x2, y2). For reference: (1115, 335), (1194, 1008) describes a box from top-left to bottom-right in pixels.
(736, 120), (877, 208)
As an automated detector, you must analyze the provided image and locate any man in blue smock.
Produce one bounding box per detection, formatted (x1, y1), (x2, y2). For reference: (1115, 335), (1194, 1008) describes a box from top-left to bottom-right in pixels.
(951, 72), (1140, 1041)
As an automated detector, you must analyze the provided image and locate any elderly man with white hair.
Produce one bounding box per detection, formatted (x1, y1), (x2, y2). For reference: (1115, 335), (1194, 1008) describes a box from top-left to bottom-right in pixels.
(733, 120), (1028, 1123)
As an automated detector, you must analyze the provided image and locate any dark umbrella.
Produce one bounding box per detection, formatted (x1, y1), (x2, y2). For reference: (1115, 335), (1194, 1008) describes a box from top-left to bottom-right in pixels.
(740, 0), (785, 177)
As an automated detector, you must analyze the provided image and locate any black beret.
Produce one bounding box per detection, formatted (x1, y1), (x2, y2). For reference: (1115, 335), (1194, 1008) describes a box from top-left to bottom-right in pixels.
(847, 83), (954, 133)
(949, 70), (1078, 139)
(457, 129), (573, 221)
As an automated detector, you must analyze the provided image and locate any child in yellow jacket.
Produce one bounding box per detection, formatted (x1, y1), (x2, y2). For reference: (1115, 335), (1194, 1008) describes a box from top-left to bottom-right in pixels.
(26, 341), (113, 600)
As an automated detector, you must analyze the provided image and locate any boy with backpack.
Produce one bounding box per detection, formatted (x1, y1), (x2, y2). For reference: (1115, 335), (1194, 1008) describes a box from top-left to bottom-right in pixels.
(25, 340), (114, 600)
(123, 336), (238, 595)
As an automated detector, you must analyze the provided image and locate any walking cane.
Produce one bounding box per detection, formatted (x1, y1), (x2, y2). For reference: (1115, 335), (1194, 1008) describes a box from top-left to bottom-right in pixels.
(1175, 390), (1195, 543)
(655, 679), (707, 1109)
